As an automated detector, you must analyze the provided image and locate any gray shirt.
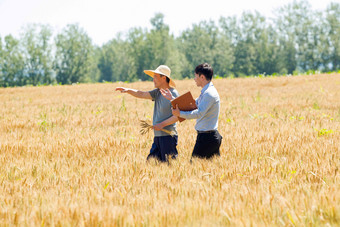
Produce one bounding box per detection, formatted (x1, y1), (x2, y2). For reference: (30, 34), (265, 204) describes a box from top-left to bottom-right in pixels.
(149, 88), (180, 137)
(179, 82), (220, 131)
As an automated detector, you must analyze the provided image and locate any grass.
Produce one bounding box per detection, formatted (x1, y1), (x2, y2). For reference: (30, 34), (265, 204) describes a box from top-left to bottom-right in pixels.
(0, 74), (339, 226)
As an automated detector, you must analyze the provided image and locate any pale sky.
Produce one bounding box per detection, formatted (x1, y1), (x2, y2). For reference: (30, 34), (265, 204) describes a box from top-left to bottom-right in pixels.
(0, 0), (337, 46)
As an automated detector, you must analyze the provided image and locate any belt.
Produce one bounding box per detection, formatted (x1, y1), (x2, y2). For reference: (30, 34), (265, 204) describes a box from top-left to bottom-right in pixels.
(197, 130), (217, 134)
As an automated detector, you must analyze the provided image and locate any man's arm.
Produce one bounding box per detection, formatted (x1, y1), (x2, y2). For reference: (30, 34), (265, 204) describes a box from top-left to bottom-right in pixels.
(172, 95), (215, 119)
(115, 87), (152, 100)
(153, 115), (179, 131)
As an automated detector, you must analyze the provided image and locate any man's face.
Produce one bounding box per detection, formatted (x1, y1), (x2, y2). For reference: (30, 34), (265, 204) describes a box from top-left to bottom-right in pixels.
(194, 73), (203, 87)
(153, 73), (164, 88)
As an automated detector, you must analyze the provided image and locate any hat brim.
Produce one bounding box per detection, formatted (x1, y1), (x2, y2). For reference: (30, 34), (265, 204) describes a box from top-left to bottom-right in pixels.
(144, 70), (176, 88)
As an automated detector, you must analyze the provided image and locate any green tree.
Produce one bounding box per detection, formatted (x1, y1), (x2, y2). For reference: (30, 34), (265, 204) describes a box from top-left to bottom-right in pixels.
(0, 35), (25, 87)
(218, 16), (242, 77)
(232, 12), (259, 76)
(211, 34), (234, 77)
(166, 39), (188, 79)
(20, 24), (54, 85)
(88, 46), (101, 83)
(54, 24), (93, 84)
(122, 13), (186, 81)
(325, 2), (340, 71)
(219, 16), (240, 47)
(98, 35), (134, 82)
(98, 42), (113, 82)
(143, 13), (174, 79)
(265, 25), (285, 75)
(179, 20), (218, 77)
(0, 36), (3, 84)
(275, 0), (319, 72)
(306, 11), (327, 71)
(126, 28), (148, 81)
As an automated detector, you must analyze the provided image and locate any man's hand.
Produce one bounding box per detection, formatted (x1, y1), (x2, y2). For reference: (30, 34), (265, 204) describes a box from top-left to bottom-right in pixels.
(153, 123), (164, 131)
(115, 87), (152, 99)
(115, 87), (129, 93)
(172, 104), (180, 117)
(160, 88), (173, 101)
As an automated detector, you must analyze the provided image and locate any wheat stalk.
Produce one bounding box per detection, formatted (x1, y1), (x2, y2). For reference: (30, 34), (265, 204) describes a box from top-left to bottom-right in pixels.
(140, 120), (176, 137)
(2, 75), (339, 226)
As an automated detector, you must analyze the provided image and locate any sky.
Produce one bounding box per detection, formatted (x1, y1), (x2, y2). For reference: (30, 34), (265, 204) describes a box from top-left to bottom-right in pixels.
(0, 0), (338, 46)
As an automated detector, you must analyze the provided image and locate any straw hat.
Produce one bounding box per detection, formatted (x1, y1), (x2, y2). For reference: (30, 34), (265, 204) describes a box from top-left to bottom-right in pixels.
(144, 65), (176, 88)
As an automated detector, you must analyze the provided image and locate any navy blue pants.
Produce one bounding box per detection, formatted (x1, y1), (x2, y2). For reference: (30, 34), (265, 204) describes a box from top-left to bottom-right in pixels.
(147, 135), (178, 162)
(192, 130), (222, 159)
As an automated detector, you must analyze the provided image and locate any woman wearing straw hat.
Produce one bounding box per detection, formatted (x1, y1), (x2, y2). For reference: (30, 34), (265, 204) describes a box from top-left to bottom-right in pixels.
(115, 65), (180, 162)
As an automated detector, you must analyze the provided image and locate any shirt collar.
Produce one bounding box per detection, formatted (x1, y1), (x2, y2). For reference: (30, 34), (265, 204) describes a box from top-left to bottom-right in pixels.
(201, 81), (213, 94)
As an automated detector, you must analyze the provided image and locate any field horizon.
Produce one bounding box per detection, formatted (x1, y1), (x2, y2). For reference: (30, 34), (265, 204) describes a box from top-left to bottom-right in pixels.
(1, 74), (339, 226)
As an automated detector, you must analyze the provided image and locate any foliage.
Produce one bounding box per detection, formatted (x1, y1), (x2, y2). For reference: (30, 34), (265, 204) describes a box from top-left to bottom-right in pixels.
(54, 24), (94, 84)
(20, 24), (54, 86)
(1, 1), (340, 87)
(0, 35), (25, 87)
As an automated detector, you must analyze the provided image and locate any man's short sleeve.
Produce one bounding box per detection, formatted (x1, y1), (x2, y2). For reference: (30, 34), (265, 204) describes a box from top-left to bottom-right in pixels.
(149, 89), (158, 101)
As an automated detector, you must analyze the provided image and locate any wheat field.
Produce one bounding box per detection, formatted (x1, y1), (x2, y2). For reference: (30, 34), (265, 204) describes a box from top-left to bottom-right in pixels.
(0, 74), (339, 226)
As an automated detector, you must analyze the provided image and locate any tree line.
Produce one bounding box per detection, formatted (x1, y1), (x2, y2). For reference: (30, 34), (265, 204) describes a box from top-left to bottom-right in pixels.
(0, 0), (339, 87)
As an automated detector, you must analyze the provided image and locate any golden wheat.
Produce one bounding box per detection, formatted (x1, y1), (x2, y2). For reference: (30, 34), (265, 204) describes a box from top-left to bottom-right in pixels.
(0, 74), (339, 226)
(139, 120), (176, 137)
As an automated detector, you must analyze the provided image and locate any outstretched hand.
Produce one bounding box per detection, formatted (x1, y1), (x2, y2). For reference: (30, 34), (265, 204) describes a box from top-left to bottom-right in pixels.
(160, 88), (173, 101)
(115, 87), (128, 93)
(172, 104), (180, 117)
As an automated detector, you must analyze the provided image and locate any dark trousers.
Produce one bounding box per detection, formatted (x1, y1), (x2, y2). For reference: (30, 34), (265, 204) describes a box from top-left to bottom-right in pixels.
(147, 135), (178, 162)
(192, 130), (222, 159)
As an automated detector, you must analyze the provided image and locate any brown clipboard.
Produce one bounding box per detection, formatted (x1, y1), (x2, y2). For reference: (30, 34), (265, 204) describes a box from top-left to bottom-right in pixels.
(171, 91), (197, 122)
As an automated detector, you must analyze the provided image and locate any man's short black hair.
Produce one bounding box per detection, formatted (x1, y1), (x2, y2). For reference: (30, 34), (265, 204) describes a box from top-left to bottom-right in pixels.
(195, 63), (213, 81)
